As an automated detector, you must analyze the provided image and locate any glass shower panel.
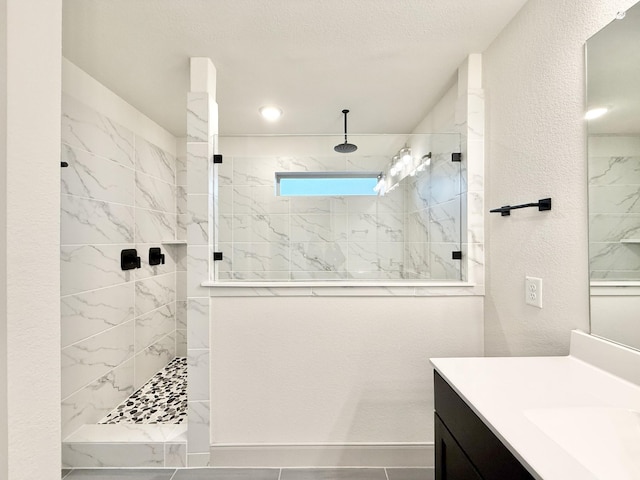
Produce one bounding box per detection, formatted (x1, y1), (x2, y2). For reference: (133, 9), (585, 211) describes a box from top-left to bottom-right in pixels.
(213, 133), (461, 282)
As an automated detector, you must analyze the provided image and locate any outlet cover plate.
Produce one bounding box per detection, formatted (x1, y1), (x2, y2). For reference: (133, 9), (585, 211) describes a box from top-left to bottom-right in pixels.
(525, 276), (542, 308)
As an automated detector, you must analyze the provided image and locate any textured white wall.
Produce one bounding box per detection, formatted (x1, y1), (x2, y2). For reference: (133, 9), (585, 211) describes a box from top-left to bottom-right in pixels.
(483, 0), (639, 356)
(211, 296), (483, 448)
(1, 0), (62, 478)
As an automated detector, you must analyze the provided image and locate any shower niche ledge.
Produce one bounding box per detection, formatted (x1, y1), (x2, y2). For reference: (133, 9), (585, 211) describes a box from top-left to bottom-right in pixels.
(62, 424), (187, 468)
(202, 280), (482, 297)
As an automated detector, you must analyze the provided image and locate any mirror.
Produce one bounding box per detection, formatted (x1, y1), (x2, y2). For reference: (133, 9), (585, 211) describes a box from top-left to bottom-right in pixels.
(587, 1), (640, 350)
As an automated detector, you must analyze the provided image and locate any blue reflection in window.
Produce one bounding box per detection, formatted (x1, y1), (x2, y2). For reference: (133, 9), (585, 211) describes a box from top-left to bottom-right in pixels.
(279, 176), (378, 196)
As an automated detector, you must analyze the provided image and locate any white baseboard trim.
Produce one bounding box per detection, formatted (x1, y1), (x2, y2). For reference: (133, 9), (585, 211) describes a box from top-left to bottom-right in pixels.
(209, 442), (434, 468)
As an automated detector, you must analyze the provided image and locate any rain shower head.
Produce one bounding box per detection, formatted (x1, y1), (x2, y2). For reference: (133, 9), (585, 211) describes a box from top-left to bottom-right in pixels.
(334, 109), (358, 153)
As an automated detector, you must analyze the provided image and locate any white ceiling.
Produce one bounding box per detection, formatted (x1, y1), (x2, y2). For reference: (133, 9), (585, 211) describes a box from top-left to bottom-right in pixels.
(62, 0), (528, 137)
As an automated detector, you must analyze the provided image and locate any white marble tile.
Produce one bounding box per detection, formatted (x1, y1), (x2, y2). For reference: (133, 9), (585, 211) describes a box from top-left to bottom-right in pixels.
(467, 88), (485, 141)
(348, 242), (403, 273)
(188, 194), (210, 245)
(62, 94), (134, 167)
(233, 156), (281, 186)
(61, 358), (134, 439)
(291, 214), (347, 242)
(218, 156), (233, 186)
(177, 186), (188, 215)
(188, 349), (209, 401)
(589, 156), (640, 186)
(187, 93), (211, 143)
(176, 300), (188, 329)
(290, 242), (346, 273)
(61, 244), (132, 296)
(61, 195), (134, 245)
(347, 213), (380, 242)
(233, 214), (289, 243)
(66, 423), (186, 442)
(430, 243), (462, 280)
(463, 242), (485, 286)
(135, 208), (176, 244)
(173, 245), (188, 272)
(166, 443), (187, 467)
(217, 185), (233, 215)
(429, 199), (461, 244)
(136, 172), (176, 213)
(375, 213), (404, 242)
(62, 442), (164, 468)
(234, 185), (289, 215)
(61, 144), (135, 205)
(134, 332), (175, 389)
(589, 185), (640, 214)
(135, 273), (176, 317)
(177, 271), (188, 301)
(590, 242), (640, 272)
(218, 214), (233, 243)
(287, 155), (347, 172)
(135, 136), (175, 185)
(61, 283), (135, 348)
(176, 154), (188, 186)
(589, 213), (640, 242)
(465, 191), (484, 244)
(404, 242), (430, 278)
(61, 320), (134, 399)
(188, 401), (210, 454)
(187, 453), (211, 467)
(176, 329), (187, 357)
(346, 155), (389, 171)
(290, 197), (348, 215)
(187, 298), (209, 349)
(406, 210), (429, 244)
(188, 245), (211, 297)
(465, 139), (484, 193)
(135, 303), (176, 353)
(177, 214), (188, 241)
(187, 142), (211, 195)
(233, 242), (290, 272)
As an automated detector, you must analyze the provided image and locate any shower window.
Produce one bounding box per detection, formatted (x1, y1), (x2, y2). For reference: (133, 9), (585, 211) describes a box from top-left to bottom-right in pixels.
(276, 172), (380, 197)
(214, 134), (462, 282)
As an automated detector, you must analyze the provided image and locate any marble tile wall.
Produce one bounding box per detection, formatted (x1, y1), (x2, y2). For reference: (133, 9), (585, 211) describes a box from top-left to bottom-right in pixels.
(216, 155), (425, 280)
(588, 136), (640, 280)
(216, 144), (462, 281)
(403, 141), (462, 280)
(61, 94), (179, 439)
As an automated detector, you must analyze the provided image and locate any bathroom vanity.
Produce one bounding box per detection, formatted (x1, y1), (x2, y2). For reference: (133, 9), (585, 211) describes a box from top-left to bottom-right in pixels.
(431, 331), (640, 480)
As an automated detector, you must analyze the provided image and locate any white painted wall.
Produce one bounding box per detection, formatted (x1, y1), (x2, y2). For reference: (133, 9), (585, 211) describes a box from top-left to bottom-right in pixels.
(210, 295), (483, 465)
(482, 0), (639, 356)
(0, 0), (62, 478)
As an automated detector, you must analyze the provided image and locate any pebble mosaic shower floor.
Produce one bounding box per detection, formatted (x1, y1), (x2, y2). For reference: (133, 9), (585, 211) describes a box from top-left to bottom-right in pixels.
(99, 357), (187, 424)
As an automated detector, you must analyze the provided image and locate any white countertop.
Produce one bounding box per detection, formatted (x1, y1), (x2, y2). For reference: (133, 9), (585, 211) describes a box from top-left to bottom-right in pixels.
(431, 331), (640, 480)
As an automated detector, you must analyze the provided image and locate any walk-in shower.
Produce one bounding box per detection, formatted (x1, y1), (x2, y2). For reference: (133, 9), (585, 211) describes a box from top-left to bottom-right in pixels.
(213, 133), (462, 283)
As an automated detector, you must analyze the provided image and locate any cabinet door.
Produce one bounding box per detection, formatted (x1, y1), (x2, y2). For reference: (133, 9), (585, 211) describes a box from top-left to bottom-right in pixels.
(435, 414), (483, 480)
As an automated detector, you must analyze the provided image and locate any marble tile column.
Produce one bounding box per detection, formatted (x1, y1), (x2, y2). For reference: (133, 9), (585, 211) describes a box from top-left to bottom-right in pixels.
(186, 57), (217, 466)
(456, 54), (485, 290)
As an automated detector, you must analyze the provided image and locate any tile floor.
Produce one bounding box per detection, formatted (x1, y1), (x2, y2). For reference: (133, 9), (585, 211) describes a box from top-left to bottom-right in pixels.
(61, 468), (435, 480)
(100, 357), (187, 424)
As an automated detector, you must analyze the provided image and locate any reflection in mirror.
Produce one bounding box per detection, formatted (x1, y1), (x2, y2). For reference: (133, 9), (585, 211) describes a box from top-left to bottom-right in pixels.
(587, 1), (640, 351)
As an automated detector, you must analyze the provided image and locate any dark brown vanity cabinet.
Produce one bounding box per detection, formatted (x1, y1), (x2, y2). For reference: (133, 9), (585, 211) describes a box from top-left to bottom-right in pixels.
(434, 372), (535, 480)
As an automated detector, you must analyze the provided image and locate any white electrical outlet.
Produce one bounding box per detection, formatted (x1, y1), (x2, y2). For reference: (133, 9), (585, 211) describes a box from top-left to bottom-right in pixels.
(525, 276), (543, 308)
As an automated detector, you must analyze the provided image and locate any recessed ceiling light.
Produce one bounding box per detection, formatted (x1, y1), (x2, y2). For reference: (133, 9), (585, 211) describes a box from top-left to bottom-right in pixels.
(585, 107), (608, 120)
(259, 106), (283, 121)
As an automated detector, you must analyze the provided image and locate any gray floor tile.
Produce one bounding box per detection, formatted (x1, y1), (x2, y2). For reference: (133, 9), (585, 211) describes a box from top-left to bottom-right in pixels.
(280, 468), (387, 480)
(385, 468), (435, 480)
(65, 470), (176, 480)
(172, 468), (280, 480)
